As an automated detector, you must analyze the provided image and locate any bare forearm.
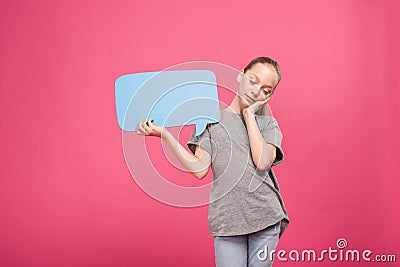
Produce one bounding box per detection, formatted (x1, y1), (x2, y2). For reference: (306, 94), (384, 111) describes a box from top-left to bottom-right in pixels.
(245, 117), (276, 170)
(161, 130), (209, 174)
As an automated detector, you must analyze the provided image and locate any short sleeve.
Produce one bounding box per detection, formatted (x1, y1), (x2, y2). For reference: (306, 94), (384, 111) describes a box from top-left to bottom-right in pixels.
(187, 124), (212, 157)
(261, 117), (284, 166)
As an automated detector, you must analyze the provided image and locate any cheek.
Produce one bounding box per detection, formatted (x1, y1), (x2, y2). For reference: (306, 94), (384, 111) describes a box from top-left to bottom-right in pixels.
(239, 81), (251, 91)
(237, 83), (246, 94)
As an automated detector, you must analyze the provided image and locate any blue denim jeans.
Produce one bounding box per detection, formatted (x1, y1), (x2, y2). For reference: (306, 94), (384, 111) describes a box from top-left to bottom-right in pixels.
(213, 221), (281, 267)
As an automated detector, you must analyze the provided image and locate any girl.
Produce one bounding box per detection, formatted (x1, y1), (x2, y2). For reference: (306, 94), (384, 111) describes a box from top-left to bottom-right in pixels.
(136, 57), (289, 266)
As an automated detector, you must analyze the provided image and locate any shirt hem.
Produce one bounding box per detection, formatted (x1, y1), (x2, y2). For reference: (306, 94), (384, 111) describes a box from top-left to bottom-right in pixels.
(209, 215), (288, 237)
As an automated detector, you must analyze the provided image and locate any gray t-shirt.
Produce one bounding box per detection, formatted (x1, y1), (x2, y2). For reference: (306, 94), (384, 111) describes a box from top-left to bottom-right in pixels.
(187, 109), (289, 237)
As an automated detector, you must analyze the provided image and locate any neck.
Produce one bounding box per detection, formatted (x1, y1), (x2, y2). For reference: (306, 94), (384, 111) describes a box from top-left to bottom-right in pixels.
(226, 95), (247, 114)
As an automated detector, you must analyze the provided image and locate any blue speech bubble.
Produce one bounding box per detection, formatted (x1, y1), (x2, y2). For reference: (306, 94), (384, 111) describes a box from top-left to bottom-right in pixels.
(115, 70), (220, 136)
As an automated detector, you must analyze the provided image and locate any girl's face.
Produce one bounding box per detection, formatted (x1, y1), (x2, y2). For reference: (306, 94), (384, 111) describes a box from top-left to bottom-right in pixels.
(237, 63), (278, 107)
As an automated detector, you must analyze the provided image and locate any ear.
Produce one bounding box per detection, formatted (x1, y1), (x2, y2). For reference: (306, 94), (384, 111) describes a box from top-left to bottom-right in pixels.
(237, 70), (244, 83)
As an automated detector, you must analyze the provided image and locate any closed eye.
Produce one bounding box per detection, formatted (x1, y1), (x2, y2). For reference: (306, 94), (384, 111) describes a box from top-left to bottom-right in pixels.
(263, 89), (272, 95)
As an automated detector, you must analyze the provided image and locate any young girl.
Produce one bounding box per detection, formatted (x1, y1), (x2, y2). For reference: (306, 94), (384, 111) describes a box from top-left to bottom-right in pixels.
(136, 57), (289, 266)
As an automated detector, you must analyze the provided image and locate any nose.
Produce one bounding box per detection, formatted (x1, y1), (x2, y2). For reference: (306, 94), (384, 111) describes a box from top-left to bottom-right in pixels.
(249, 84), (262, 96)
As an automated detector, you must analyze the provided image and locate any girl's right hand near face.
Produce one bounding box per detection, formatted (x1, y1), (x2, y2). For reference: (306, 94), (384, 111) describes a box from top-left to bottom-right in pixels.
(136, 119), (165, 138)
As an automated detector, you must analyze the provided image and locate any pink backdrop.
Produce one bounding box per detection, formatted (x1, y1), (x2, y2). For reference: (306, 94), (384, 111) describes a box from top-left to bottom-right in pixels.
(1, 0), (399, 266)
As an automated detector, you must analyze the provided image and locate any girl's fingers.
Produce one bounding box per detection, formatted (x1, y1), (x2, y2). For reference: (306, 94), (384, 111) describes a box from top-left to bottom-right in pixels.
(147, 119), (155, 127)
(137, 121), (148, 135)
(137, 124), (144, 135)
(138, 121), (146, 134)
(143, 120), (152, 134)
(136, 119), (156, 135)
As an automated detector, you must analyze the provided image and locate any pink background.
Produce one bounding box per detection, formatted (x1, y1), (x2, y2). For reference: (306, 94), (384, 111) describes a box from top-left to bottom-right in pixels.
(1, 0), (399, 266)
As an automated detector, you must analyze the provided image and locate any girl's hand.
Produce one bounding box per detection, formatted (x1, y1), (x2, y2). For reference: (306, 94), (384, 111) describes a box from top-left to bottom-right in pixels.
(242, 96), (271, 121)
(136, 118), (165, 138)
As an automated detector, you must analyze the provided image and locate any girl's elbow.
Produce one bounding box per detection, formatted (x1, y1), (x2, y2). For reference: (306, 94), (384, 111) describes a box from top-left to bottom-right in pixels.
(256, 163), (271, 171)
(192, 168), (210, 180)
(255, 158), (275, 171)
(192, 172), (205, 179)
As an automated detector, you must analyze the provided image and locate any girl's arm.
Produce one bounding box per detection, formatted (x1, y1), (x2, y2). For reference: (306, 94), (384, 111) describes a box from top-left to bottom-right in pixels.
(136, 119), (211, 179)
(243, 102), (276, 171)
(244, 112), (276, 170)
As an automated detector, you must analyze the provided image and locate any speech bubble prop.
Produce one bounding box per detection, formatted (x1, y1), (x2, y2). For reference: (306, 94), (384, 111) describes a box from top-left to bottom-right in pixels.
(115, 70), (220, 136)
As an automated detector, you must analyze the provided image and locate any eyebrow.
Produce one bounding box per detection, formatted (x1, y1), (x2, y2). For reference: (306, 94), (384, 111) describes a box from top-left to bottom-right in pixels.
(250, 74), (273, 89)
